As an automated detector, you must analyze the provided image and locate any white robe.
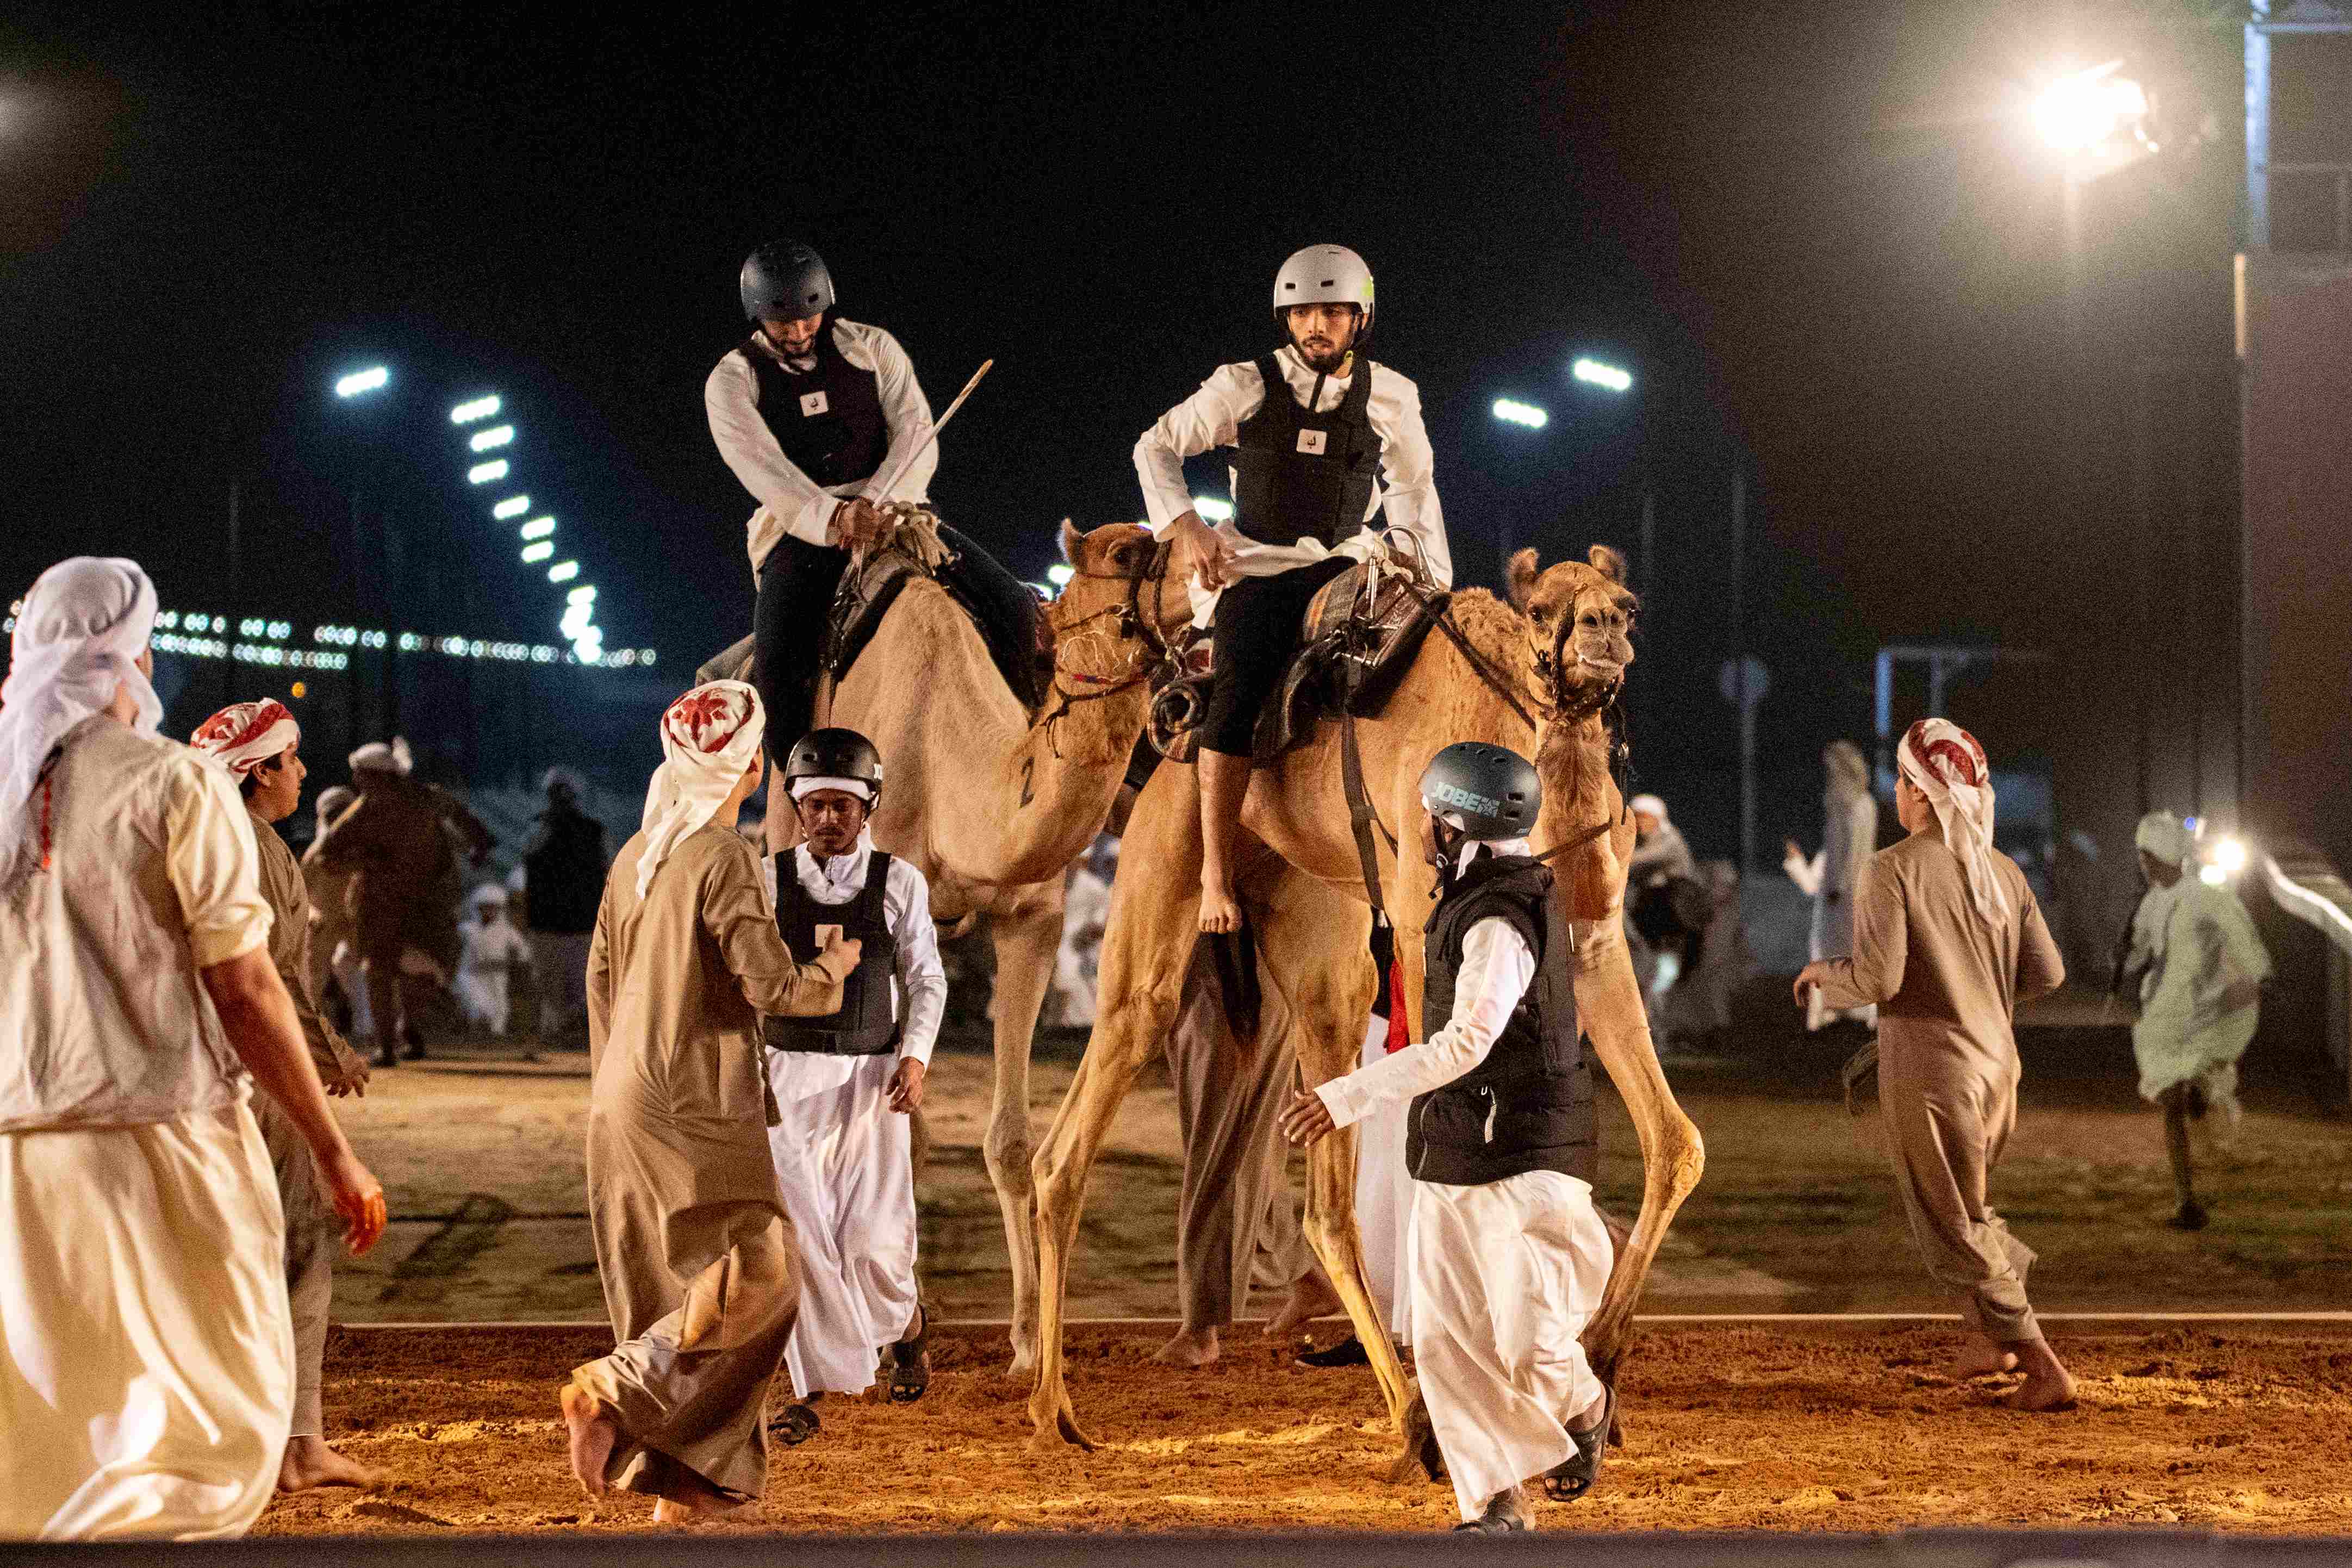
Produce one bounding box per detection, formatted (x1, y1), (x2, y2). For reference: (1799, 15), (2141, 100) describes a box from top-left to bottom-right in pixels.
(2128, 878), (2272, 1116)
(455, 917), (531, 1035)
(0, 1097), (291, 1540)
(1349, 1012), (1413, 1343)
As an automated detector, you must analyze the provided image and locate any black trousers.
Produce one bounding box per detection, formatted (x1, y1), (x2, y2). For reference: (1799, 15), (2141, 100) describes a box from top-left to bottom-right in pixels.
(751, 522), (1041, 760)
(1199, 556), (1353, 757)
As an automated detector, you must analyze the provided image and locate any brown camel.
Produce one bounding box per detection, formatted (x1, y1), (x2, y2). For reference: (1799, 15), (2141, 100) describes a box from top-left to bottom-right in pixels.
(1025, 544), (1707, 1461)
(825, 518), (1190, 1377)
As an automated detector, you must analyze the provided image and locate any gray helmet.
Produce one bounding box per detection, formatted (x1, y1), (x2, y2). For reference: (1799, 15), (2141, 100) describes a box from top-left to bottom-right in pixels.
(1420, 743), (1540, 841)
(1272, 244), (1375, 332)
(741, 241), (835, 324)
(784, 726), (883, 802)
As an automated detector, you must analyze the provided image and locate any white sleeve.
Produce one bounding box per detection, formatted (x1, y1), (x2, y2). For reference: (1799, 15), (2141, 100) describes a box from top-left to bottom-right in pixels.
(704, 352), (839, 549)
(1133, 362), (1264, 532)
(1784, 848), (1825, 899)
(887, 858), (947, 1068)
(1314, 917), (1535, 1129)
(1368, 369), (1452, 589)
(858, 326), (938, 506)
(760, 853), (778, 911)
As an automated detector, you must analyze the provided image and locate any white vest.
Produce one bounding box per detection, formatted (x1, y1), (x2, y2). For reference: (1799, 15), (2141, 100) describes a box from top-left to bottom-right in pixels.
(0, 718), (252, 1132)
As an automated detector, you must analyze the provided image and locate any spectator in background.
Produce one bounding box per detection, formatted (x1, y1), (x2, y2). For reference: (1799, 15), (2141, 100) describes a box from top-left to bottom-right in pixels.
(1662, 859), (1750, 1047)
(523, 767), (608, 1049)
(1785, 739), (1881, 1031)
(304, 783), (368, 1037)
(457, 884), (533, 1038)
(1625, 794), (1698, 1037)
(1050, 835), (1116, 1028)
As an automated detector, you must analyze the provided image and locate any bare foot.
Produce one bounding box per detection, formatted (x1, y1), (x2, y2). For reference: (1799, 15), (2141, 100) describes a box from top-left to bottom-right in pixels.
(2003, 1340), (2079, 1411)
(559, 1382), (618, 1497)
(1153, 1326), (1220, 1367)
(277, 1435), (383, 1494)
(1950, 1341), (2020, 1379)
(1264, 1271), (1344, 1340)
(652, 1473), (756, 1523)
(1197, 879), (1242, 935)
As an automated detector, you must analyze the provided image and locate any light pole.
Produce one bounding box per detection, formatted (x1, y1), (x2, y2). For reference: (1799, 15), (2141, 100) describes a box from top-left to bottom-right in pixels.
(332, 365), (398, 732)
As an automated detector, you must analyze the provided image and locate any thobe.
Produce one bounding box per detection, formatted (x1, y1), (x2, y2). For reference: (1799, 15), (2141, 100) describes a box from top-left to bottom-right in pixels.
(574, 822), (841, 1505)
(247, 810), (370, 1443)
(456, 915), (532, 1035)
(761, 833), (945, 1398)
(2126, 879), (2271, 1118)
(1787, 786), (1880, 1028)
(1316, 902), (1612, 1523)
(1813, 832), (2065, 1344)
(1, 719), (290, 1540)
(1626, 821), (1696, 1026)
(1165, 936), (1315, 1334)
(1350, 1007), (1413, 1342)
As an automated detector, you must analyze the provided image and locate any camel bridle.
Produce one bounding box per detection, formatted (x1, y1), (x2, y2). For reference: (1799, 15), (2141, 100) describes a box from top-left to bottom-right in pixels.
(1033, 537), (1180, 744)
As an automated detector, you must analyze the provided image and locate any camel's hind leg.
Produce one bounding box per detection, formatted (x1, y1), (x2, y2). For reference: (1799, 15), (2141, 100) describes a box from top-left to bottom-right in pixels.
(1247, 865), (1414, 1435)
(983, 891), (1062, 1380)
(1026, 761), (1203, 1449)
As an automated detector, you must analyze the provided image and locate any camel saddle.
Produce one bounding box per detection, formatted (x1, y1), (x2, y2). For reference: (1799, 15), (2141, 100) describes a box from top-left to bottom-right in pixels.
(1148, 558), (1446, 765)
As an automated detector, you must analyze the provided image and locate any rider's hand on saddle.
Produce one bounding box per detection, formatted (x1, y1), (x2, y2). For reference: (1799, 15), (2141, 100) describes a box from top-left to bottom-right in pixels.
(832, 496), (886, 549)
(1166, 511), (1236, 591)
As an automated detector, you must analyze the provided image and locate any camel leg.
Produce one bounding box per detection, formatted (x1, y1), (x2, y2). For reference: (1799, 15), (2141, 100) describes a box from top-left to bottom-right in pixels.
(984, 897), (1061, 1380)
(1028, 763), (1203, 1449)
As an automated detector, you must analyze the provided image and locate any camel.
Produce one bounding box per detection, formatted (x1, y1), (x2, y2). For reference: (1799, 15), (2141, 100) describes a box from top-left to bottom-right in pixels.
(824, 517), (1191, 1377)
(1025, 543), (1707, 1463)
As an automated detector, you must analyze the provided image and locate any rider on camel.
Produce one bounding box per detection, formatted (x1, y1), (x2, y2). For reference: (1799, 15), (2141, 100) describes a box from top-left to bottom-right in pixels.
(1133, 244), (1450, 932)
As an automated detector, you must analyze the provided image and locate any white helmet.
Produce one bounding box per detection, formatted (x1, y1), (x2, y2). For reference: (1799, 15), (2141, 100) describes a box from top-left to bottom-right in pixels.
(1272, 244), (1375, 333)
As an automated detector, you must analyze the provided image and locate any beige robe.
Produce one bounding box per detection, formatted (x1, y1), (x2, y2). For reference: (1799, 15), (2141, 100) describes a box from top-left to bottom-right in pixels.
(573, 822), (843, 1505)
(248, 814), (368, 1439)
(1815, 832), (2064, 1343)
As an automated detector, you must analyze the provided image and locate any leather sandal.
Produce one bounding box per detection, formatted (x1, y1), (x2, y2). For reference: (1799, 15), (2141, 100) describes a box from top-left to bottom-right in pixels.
(1539, 1386), (1614, 1502)
(887, 1302), (931, 1404)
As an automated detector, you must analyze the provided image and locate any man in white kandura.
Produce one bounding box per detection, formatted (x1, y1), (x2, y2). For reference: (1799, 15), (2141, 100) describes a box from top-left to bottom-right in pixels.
(1134, 242), (1449, 934)
(0, 558), (385, 1540)
(1283, 743), (1614, 1534)
(761, 727), (947, 1442)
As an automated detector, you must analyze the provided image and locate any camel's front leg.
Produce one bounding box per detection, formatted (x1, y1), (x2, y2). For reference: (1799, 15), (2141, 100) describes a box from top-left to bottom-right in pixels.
(1571, 910), (1705, 1395)
(984, 893), (1062, 1381)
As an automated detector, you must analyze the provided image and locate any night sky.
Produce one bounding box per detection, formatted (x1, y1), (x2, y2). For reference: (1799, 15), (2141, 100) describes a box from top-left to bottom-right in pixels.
(1, 3), (2243, 858)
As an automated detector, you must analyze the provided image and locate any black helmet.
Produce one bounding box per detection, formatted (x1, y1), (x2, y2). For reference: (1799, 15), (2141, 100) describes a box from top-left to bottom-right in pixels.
(783, 727), (883, 801)
(741, 241), (835, 325)
(1418, 742), (1540, 841)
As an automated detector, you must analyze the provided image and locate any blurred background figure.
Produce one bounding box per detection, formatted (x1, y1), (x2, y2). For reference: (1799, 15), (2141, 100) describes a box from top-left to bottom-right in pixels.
(457, 885), (533, 1038)
(2118, 811), (2272, 1233)
(1050, 835), (1117, 1028)
(1784, 739), (1881, 1032)
(1661, 859), (1751, 1049)
(304, 783), (369, 1039)
(1625, 793), (1702, 1042)
(522, 767), (608, 1050)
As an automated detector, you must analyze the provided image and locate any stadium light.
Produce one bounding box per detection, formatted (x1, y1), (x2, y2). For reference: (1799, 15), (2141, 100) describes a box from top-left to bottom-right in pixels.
(1492, 397), (1549, 428)
(493, 495), (531, 520)
(567, 584), (597, 605)
(334, 366), (389, 399)
(521, 542), (554, 563)
(561, 605), (594, 635)
(2034, 59), (2148, 154)
(1572, 357), (1633, 393)
(519, 517), (556, 540)
(547, 559), (579, 583)
(1193, 495), (1235, 522)
(468, 459), (509, 485)
(1046, 563), (1076, 587)
(449, 395), (501, 424)
(468, 424), (515, 452)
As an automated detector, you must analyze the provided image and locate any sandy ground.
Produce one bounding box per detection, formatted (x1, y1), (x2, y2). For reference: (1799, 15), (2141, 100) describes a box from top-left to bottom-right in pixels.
(255, 1321), (2352, 1536)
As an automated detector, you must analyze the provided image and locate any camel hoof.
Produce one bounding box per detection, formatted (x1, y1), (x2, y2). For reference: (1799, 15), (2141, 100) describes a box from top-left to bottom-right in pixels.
(1387, 1392), (1447, 1484)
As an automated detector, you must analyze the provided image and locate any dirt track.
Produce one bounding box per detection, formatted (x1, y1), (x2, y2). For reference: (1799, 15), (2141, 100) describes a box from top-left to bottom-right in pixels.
(254, 1322), (2352, 1537)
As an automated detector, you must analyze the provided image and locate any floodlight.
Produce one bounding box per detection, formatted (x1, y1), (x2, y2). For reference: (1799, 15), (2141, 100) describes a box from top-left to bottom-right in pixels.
(334, 366), (390, 399)
(493, 495), (531, 519)
(2199, 863), (2229, 887)
(2033, 60), (2146, 154)
(450, 395), (501, 424)
(1193, 496), (1235, 522)
(567, 585), (597, 605)
(1572, 358), (1633, 393)
(519, 517), (556, 540)
(1047, 563), (1075, 587)
(2213, 836), (2248, 875)
(1492, 398), (1549, 428)
(521, 542), (554, 563)
(469, 424), (515, 452)
(468, 459), (509, 485)
(547, 559), (579, 583)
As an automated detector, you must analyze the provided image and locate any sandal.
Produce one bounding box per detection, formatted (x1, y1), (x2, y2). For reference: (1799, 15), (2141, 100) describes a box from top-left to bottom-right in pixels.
(1294, 1334), (1370, 1370)
(1539, 1386), (1614, 1503)
(887, 1303), (931, 1404)
(767, 1401), (821, 1447)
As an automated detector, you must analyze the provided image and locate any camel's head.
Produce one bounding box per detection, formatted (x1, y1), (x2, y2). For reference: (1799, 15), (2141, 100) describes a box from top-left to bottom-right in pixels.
(1052, 520), (1193, 645)
(1506, 544), (1637, 717)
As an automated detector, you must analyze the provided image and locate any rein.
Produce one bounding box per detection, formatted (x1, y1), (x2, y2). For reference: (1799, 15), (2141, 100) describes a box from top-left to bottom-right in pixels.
(1035, 538), (1179, 751)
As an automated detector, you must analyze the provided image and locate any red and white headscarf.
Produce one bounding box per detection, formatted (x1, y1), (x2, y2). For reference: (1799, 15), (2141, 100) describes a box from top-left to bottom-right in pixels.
(637, 680), (764, 898)
(1897, 717), (2008, 926)
(190, 699), (300, 780)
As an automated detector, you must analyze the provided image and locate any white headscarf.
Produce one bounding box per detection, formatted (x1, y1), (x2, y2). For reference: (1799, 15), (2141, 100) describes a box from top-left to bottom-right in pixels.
(2135, 810), (2192, 868)
(0, 557), (164, 883)
(1897, 717), (2008, 926)
(1629, 793), (1668, 823)
(788, 775), (874, 803)
(349, 737), (413, 776)
(637, 680), (764, 899)
(190, 698), (300, 779)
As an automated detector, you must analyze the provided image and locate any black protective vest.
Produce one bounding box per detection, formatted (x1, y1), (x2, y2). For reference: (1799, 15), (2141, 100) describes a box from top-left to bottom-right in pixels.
(762, 848), (902, 1055)
(1232, 351), (1381, 549)
(1405, 854), (1596, 1187)
(737, 321), (889, 489)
